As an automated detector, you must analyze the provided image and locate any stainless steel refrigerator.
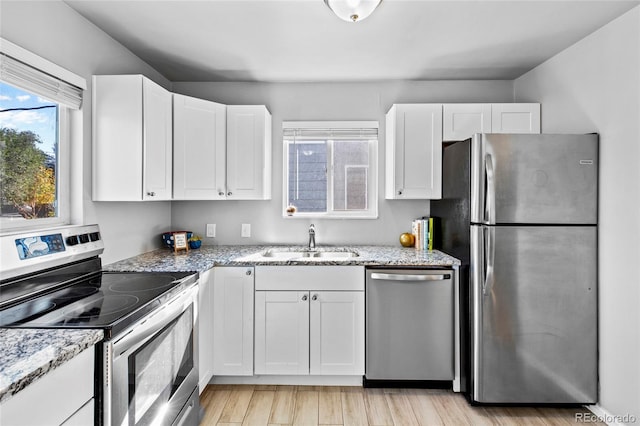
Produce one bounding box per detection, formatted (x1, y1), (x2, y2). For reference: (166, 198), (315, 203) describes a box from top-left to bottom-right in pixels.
(431, 133), (598, 404)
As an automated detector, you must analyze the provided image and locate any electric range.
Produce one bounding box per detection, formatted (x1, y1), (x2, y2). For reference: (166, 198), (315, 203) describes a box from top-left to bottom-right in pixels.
(0, 224), (200, 426)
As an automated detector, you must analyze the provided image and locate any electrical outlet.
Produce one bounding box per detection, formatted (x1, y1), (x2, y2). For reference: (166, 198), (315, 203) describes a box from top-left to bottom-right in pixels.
(241, 223), (251, 238)
(206, 224), (216, 238)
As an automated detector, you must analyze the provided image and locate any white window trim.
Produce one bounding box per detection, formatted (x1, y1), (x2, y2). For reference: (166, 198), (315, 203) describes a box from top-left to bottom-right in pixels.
(0, 39), (85, 233)
(282, 121), (378, 219)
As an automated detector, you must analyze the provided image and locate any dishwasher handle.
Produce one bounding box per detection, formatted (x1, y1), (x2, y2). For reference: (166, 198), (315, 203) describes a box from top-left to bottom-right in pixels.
(369, 272), (451, 281)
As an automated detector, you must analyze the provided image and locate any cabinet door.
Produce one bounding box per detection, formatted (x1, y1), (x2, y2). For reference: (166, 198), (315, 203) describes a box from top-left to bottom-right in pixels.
(309, 291), (364, 375)
(255, 291), (310, 375)
(0, 346), (94, 426)
(92, 75), (143, 201)
(226, 105), (272, 200)
(386, 104), (443, 199)
(173, 94), (227, 200)
(443, 104), (491, 141)
(197, 269), (214, 392)
(142, 77), (173, 200)
(213, 267), (254, 376)
(491, 103), (540, 134)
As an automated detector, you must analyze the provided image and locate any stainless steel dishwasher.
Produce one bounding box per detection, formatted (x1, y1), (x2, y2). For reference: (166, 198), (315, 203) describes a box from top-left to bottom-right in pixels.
(365, 268), (454, 383)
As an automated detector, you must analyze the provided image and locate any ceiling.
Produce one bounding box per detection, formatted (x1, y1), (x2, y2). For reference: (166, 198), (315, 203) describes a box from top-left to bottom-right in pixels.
(64, 0), (639, 83)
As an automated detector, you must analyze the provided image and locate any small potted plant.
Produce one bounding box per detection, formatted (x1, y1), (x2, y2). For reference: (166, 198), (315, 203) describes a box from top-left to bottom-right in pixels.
(188, 235), (202, 249)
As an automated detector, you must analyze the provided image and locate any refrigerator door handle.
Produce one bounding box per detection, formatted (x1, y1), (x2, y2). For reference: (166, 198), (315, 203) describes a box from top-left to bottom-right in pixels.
(483, 226), (496, 296)
(484, 153), (496, 225)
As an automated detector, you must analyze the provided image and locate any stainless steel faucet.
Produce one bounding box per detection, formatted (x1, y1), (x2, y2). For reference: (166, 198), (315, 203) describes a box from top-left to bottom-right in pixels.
(308, 223), (316, 250)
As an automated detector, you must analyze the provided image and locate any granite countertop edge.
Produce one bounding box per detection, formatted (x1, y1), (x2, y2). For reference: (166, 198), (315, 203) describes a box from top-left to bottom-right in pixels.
(0, 328), (104, 404)
(104, 244), (461, 273)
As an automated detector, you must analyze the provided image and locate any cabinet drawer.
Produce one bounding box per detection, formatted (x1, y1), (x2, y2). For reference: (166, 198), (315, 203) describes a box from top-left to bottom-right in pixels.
(255, 266), (364, 291)
(0, 346), (94, 426)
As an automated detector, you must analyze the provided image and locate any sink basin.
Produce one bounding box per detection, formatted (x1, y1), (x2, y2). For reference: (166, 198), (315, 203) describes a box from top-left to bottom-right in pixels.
(260, 249), (358, 260)
(261, 250), (313, 258)
(309, 251), (358, 258)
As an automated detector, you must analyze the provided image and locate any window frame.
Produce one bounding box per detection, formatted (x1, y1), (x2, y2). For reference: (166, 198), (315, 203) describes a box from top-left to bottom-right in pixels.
(282, 121), (378, 219)
(0, 38), (84, 232)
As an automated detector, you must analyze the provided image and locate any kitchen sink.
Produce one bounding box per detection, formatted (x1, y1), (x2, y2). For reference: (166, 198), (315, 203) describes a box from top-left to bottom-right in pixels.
(261, 250), (313, 258)
(260, 248), (358, 260)
(309, 251), (358, 258)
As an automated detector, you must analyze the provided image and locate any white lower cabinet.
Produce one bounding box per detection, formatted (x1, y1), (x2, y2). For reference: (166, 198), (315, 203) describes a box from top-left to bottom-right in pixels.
(254, 266), (365, 376)
(254, 291), (309, 375)
(309, 291), (365, 375)
(212, 267), (254, 376)
(197, 269), (214, 392)
(0, 346), (94, 426)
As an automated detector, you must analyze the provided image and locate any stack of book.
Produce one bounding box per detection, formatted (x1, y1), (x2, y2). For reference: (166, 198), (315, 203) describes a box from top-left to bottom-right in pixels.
(412, 217), (439, 250)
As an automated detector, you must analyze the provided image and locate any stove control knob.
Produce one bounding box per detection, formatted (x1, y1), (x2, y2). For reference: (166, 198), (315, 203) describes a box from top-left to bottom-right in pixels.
(79, 234), (90, 244)
(89, 232), (101, 242)
(66, 235), (79, 246)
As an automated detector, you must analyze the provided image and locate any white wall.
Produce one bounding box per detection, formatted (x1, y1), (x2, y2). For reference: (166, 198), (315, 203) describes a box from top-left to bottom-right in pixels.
(171, 80), (514, 246)
(515, 6), (640, 424)
(0, 1), (173, 264)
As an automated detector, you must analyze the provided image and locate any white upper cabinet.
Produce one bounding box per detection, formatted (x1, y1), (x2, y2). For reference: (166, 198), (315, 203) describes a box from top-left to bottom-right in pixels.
(443, 103), (492, 141)
(387, 102), (540, 200)
(386, 104), (443, 200)
(491, 103), (541, 134)
(173, 94), (227, 200)
(92, 75), (172, 201)
(226, 105), (272, 200)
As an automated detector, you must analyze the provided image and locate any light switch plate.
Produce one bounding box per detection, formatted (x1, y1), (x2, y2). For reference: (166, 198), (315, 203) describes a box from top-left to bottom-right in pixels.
(206, 224), (216, 238)
(241, 223), (251, 238)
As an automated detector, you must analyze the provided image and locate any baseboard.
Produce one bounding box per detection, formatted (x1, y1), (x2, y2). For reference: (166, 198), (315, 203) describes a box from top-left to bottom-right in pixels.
(210, 375), (363, 386)
(586, 404), (638, 426)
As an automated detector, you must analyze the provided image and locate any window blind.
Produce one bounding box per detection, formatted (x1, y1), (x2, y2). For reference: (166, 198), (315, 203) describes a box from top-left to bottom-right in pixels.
(0, 53), (83, 109)
(283, 127), (378, 141)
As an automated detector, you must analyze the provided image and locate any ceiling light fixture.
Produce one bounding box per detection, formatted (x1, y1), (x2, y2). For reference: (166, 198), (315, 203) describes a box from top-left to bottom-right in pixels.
(324, 0), (383, 23)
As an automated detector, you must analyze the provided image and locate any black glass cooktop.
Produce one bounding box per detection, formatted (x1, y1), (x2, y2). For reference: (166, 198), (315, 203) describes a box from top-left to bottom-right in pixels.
(0, 270), (197, 339)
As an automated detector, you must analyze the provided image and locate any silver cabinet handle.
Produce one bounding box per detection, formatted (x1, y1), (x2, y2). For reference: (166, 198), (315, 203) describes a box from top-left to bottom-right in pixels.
(218, 191), (225, 196)
(312, 294), (318, 301)
(397, 189), (403, 195)
(370, 273), (451, 281)
(147, 191), (156, 196)
(302, 294), (308, 301)
(227, 191), (232, 196)
(246, 269), (252, 276)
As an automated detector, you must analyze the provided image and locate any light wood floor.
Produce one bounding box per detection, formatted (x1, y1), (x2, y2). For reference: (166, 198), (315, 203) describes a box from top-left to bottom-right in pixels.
(199, 385), (603, 426)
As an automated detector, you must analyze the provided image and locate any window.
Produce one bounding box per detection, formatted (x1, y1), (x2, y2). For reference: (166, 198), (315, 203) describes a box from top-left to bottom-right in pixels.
(283, 121), (378, 219)
(0, 39), (85, 231)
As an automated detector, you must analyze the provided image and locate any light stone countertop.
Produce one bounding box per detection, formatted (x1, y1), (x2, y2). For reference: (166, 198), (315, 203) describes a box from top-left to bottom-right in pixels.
(1, 245), (458, 405)
(0, 328), (103, 403)
(104, 244), (460, 273)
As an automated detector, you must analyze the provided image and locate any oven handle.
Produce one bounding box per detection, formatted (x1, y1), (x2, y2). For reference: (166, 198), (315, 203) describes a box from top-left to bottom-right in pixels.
(112, 285), (197, 358)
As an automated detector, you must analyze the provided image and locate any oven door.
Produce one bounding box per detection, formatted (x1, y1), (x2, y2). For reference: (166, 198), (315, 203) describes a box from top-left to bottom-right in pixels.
(105, 285), (199, 426)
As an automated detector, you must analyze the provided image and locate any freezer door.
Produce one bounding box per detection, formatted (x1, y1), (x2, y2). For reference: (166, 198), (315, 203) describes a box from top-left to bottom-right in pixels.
(472, 134), (598, 224)
(471, 225), (597, 403)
